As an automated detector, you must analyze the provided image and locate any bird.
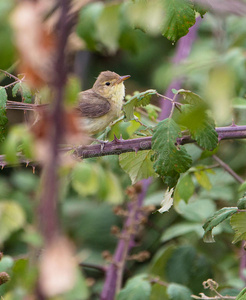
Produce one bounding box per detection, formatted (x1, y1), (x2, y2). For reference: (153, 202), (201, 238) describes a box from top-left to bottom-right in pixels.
(6, 71), (131, 135)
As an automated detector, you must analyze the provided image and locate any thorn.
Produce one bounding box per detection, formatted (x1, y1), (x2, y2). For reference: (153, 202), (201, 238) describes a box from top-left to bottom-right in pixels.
(32, 166), (35, 174)
(26, 161), (29, 167)
(120, 134), (123, 141)
(1, 164), (4, 170)
(113, 134), (120, 143)
(231, 119), (236, 127)
(133, 147), (139, 154)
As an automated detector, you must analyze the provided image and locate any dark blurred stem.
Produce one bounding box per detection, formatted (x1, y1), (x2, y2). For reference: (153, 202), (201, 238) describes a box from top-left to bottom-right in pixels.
(38, 0), (71, 243)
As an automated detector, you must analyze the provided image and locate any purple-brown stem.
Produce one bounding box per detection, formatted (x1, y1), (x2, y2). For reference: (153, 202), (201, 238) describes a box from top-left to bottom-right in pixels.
(100, 17), (202, 300)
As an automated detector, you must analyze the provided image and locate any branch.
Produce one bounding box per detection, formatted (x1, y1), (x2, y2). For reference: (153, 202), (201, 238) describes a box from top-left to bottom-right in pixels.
(74, 125), (246, 159)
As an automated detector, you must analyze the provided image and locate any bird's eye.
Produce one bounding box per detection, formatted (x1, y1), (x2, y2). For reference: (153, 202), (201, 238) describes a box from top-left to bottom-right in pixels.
(105, 82), (110, 86)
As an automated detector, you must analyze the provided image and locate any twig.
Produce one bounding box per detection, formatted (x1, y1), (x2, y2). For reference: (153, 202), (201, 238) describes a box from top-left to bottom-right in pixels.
(212, 154), (244, 184)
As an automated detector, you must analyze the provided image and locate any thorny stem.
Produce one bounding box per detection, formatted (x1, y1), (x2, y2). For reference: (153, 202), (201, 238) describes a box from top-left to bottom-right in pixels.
(100, 178), (151, 300)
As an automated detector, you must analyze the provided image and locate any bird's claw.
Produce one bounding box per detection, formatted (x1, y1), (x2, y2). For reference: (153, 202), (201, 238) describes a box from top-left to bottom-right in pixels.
(95, 139), (108, 151)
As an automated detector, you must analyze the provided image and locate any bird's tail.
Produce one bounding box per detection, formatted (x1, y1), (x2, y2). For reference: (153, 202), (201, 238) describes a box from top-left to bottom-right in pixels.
(6, 100), (47, 111)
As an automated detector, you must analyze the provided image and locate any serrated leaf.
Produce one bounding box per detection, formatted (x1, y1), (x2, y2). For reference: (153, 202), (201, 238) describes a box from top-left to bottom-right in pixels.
(230, 212), (246, 244)
(173, 173), (194, 204)
(167, 283), (192, 300)
(123, 90), (157, 121)
(0, 201), (26, 244)
(119, 150), (155, 184)
(194, 170), (212, 190)
(158, 188), (174, 213)
(0, 87), (7, 108)
(193, 3), (207, 17)
(152, 118), (192, 186)
(162, 0), (196, 42)
(117, 274), (151, 300)
(203, 207), (238, 243)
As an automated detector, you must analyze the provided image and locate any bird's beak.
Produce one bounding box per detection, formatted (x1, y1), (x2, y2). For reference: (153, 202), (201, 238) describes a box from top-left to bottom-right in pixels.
(117, 75), (131, 84)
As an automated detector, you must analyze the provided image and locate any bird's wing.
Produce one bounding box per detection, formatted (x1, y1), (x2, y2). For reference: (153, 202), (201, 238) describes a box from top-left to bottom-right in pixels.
(76, 89), (111, 118)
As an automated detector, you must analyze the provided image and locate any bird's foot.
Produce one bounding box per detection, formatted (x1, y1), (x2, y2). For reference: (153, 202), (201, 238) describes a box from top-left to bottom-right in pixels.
(94, 139), (108, 151)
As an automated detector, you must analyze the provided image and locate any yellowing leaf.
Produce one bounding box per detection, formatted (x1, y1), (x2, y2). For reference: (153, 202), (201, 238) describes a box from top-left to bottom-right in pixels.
(0, 201), (26, 244)
(119, 150), (155, 184)
(194, 170), (212, 190)
(230, 212), (246, 244)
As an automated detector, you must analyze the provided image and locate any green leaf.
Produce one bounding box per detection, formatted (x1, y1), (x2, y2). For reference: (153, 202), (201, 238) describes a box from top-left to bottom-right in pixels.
(162, 0), (196, 42)
(12, 82), (32, 103)
(173, 173), (195, 205)
(65, 75), (81, 106)
(96, 4), (121, 53)
(123, 90), (157, 121)
(235, 288), (246, 300)
(167, 283), (192, 300)
(104, 170), (124, 204)
(230, 212), (246, 244)
(161, 222), (204, 242)
(0, 201), (26, 244)
(175, 92), (218, 150)
(152, 118), (192, 187)
(150, 245), (176, 279)
(194, 170), (212, 190)
(203, 207), (238, 243)
(0, 87), (7, 108)
(150, 283), (168, 300)
(239, 182), (246, 193)
(125, 0), (165, 35)
(119, 150), (155, 184)
(166, 245), (196, 284)
(0, 108), (8, 143)
(71, 162), (99, 196)
(193, 3), (207, 17)
(237, 194), (246, 209)
(117, 274), (151, 300)
(76, 2), (104, 50)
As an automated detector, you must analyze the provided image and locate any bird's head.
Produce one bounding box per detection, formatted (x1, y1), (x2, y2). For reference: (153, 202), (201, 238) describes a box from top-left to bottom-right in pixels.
(92, 71), (130, 102)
